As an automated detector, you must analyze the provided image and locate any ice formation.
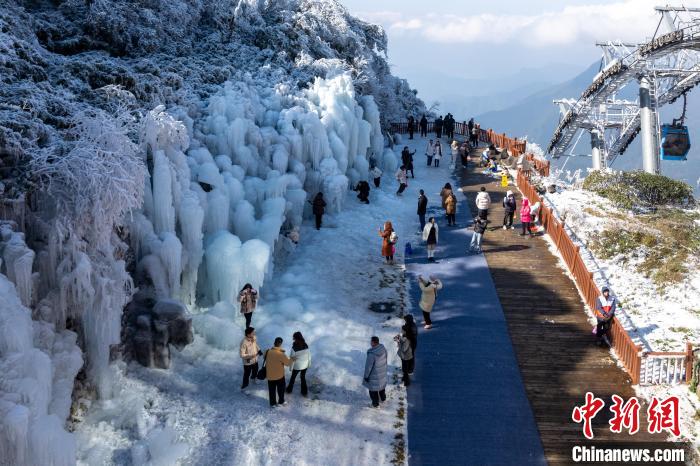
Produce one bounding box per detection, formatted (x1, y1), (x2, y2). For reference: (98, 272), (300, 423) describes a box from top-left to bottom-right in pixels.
(0, 248), (82, 466)
(0, 0), (428, 462)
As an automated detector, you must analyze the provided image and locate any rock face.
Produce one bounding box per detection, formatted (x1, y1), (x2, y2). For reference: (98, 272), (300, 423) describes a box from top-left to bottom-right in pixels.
(123, 295), (193, 369)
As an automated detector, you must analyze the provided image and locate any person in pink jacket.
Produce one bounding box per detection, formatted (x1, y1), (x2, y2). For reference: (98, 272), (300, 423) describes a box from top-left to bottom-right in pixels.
(519, 198), (533, 237)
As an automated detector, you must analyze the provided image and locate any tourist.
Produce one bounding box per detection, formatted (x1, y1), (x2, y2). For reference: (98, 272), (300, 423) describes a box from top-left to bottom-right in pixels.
(395, 329), (413, 387)
(354, 180), (370, 204)
(434, 115), (443, 138)
(408, 115), (415, 140)
(450, 140), (459, 167)
(363, 336), (388, 408)
(425, 139), (435, 166)
(520, 197), (533, 237)
(475, 186), (491, 220)
(265, 337), (295, 407)
(402, 314), (418, 374)
(311, 192), (326, 230)
(379, 221), (396, 264)
(418, 275), (443, 329)
(237, 283), (258, 328)
(445, 191), (457, 226)
(530, 200), (541, 228)
(469, 216), (488, 254)
(433, 140), (443, 167)
(594, 287), (617, 346)
(417, 189), (428, 231)
(440, 182), (453, 210)
(470, 124), (479, 148)
(370, 164), (382, 188)
(286, 331), (311, 396)
(395, 165), (408, 195)
(401, 146), (416, 178)
(239, 327), (262, 390)
(420, 115), (428, 137)
(502, 190), (517, 230)
(446, 113), (455, 139)
(422, 217), (439, 262)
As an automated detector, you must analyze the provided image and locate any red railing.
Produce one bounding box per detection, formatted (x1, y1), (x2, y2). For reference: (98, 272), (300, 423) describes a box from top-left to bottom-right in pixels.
(392, 120), (695, 384)
(390, 121), (549, 176)
(515, 168), (695, 385)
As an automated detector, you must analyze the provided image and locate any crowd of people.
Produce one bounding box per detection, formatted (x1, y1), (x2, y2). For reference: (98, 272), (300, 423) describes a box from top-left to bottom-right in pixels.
(233, 113), (615, 411)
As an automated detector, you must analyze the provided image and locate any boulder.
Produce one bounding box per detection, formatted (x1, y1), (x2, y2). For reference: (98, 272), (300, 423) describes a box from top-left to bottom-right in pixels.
(122, 297), (193, 369)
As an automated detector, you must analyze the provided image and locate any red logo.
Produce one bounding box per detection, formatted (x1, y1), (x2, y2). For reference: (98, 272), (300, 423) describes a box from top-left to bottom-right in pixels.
(609, 394), (640, 435)
(647, 396), (680, 436)
(572, 392), (605, 439)
(572, 393), (682, 438)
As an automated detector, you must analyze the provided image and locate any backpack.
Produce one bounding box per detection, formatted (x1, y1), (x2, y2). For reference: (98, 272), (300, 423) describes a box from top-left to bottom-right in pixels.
(389, 231), (398, 244)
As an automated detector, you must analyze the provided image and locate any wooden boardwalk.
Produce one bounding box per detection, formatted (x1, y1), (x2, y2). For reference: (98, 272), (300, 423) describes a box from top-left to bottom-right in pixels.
(458, 148), (665, 464)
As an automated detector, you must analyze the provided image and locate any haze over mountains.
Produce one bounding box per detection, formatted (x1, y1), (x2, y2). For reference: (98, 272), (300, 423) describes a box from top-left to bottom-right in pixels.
(412, 61), (700, 191)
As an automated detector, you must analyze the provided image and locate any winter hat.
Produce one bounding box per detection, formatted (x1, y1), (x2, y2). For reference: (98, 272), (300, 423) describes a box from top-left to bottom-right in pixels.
(602, 286), (610, 293)
(506, 190), (514, 197)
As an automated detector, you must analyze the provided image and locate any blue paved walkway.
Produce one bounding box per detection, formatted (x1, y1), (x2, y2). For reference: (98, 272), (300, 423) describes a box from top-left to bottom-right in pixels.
(406, 196), (546, 465)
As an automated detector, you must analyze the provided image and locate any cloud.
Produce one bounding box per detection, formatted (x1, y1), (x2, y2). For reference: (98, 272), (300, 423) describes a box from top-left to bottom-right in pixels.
(364, 1), (665, 47)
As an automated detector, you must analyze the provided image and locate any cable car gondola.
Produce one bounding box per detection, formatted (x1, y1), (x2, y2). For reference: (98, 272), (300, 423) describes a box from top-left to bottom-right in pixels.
(660, 93), (691, 161)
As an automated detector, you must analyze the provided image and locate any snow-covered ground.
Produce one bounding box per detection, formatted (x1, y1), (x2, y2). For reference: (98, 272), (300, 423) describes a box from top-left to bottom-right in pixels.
(72, 134), (459, 465)
(516, 168), (700, 448)
(535, 182), (699, 352)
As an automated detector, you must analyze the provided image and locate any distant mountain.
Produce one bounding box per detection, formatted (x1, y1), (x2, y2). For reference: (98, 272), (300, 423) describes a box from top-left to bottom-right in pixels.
(475, 62), (599, 146)
(437, 81), (554, 119)
(403, 62), (586, 113)
(471, 60), (700, 192)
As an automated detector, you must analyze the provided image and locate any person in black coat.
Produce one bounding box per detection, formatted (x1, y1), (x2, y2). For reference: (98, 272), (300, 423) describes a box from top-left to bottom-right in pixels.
(419, 115), (428, 137)
(468, 117), (474, 134)
(407, 116), (415, 140)
(434, 116), (443, 138)
(402, 314), (418, 374)
(502, 190), (516, 229)
(311, 192), (326, 230)
(445, 114), (454, 139)
(417, 189), (428, 230)
(401, 146), (416, 178)
(355, 180), (370, 204)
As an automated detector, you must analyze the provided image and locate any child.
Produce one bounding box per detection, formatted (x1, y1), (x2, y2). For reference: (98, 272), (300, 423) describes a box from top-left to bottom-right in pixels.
(469, 217), (488, 253)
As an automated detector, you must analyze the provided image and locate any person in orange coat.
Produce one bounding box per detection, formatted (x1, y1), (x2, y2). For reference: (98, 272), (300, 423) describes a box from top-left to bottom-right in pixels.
(378, 221), (395, 264)
(265, 337), (295, 407)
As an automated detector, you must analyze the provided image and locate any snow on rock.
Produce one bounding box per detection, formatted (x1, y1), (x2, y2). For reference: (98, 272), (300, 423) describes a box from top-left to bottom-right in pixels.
(0, 1), (428, 464)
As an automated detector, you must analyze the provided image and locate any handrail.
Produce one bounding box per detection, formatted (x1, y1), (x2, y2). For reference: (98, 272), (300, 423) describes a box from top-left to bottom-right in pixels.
(390, 119), (695, 384)
(389, 122), (549, 176)
(514, 168), (694, 385)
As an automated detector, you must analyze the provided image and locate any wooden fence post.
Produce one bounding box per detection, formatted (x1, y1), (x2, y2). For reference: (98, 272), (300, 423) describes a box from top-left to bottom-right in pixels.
(686, 342), (694, 384)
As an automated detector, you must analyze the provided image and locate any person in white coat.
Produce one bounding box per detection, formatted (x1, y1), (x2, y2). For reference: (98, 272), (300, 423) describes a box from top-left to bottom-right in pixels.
(395, 165), (408, 195)
(475, 186), (491, 220)
(286, 331), (311, 396)
(418, 275), (443, 329)
(433, 140), (443, 167)
(450, 140), (459, 167)
(425, 139), (435, 166)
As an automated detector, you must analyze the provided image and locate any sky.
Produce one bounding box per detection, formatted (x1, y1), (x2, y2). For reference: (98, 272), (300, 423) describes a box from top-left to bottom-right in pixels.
(340, 0), (699, 102)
